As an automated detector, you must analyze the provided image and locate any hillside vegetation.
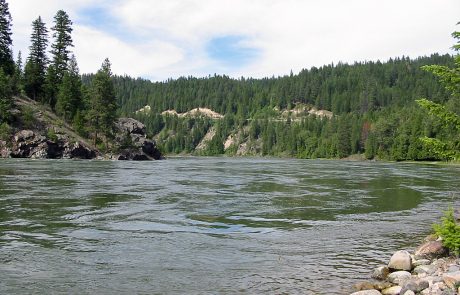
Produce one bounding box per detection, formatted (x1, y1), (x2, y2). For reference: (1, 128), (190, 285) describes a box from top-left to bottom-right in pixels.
(108, 53), (459, 160)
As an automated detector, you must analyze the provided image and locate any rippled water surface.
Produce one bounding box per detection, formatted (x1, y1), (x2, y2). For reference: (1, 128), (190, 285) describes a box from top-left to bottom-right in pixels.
(0, 158), (459, 294)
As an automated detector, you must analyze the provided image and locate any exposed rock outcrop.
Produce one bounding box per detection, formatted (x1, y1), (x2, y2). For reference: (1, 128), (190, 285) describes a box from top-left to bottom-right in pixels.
(114, 117), (163, 160)
(8, 130), (96, 159)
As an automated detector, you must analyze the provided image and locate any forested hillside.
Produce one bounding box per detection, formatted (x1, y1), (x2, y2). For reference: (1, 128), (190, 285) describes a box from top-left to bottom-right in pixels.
(106, 54), (459, 160)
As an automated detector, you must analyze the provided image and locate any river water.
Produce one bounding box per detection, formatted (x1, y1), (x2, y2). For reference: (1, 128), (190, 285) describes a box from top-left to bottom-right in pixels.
(0, 157), (459, 294)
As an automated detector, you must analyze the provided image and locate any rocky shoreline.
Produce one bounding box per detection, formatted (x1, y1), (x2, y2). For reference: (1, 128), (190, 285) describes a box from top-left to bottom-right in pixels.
(351, 238), (460, 295)
(0, 117), (163, 161)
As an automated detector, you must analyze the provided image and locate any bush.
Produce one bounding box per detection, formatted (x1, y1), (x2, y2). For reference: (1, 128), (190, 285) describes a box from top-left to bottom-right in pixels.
(0, 122), (12, 141)
(46, 128), (58, 142)
(433, 207), (460, 256)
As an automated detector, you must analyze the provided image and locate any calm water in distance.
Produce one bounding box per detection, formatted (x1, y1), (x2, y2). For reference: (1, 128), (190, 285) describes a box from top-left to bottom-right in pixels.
(0, 157), (459, 294)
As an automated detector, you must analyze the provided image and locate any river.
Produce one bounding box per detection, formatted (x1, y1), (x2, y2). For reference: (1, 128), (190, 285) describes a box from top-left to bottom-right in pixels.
(0, 157), (459, 294)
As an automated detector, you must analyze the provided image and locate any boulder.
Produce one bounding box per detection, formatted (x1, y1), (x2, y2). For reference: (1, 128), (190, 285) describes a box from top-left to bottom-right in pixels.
(381, 286), (402, 295)
(442, 271), (460, 289)
(388, 251), (412, 271)
(63, 142), (96, 159)
(400, 279), (429, 293)
(414, 241), (448, 260)
(374, 282), (393, 291)
(372, 266), (390, 280)
(350, 290), (382, 295)
(388, 271), (412, 285)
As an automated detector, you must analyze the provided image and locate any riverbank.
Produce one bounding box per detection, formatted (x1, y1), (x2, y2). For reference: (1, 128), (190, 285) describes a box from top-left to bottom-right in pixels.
(351, 237), (460, 295)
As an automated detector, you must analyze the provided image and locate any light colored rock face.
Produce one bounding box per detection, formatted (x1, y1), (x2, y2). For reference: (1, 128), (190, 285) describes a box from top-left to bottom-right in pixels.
(388, 250), (412, 271)
(388, 271), (412, 284)
(372, 266), (390, 280)
(414, 241), (448, 260)
(442, 270), (460, 288)
(350, 290), (382, 295)
(381, 285), (402, 295)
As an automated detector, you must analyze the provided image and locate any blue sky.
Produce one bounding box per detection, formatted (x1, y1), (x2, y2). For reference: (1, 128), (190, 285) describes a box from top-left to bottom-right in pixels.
(8, 0), (460, 81)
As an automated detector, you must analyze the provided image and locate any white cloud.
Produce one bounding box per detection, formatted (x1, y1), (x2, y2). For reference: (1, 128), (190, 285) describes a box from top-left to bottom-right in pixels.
(8, 0), (460, 81)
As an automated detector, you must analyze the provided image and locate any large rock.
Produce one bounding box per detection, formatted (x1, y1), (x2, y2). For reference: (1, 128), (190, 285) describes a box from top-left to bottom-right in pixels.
(388, 250), (412, 271)
(116, 117), (146, 135)
(350, 290), (382, 295)
(388, 271), (412, 285)
(63, 142), (96, 159)
(414, 241), (448, 260)
(442, 271), (460, 289)
(114, 117), (163, 160)
(372, 266), (390, 280)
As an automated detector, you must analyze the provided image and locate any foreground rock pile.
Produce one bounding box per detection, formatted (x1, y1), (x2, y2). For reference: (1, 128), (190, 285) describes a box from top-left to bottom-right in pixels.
(351, 240), (460, 295)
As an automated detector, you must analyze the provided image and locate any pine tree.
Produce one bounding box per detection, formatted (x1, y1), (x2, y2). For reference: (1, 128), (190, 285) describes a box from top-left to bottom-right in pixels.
(48, 10), (73, 108)
(11, 51), (23, 94)
(55, 55), (82, 121)
(0, 0), (14, 76)
(0, 68), (11, 122)
(87, 58), (117, 148)
(24, 16), (48, 101)
(50, 10), (73, 81)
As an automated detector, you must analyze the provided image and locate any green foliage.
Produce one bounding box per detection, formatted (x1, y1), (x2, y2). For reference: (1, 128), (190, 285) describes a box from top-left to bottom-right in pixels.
(87, 58), (117, 148)
(433, 207), (460, 256)
(24, 16), (48, 101)
(46, 128), (58, 142)
(21, 105), (36, 129)
(0, 121), (11, 141)
(0, 68), (12, 123)
(0, 0), (14, 76)
(416, 28), (460, 161)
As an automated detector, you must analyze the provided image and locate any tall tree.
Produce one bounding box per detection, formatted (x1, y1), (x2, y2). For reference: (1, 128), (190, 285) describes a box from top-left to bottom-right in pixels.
(48, 10), (73, 108)
(87, 58), (117, 148)
(24, 16), (48, 101)
(0, 0), (13, 75)
(55, 55), (82, 121)
(50, 10), (73, 81)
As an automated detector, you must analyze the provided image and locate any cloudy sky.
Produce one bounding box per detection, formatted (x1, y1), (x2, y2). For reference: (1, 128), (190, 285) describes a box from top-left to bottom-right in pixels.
(9, 0), (460, 81)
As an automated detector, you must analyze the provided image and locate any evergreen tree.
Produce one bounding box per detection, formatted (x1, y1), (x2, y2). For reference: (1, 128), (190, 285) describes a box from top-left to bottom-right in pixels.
(0, 0), (14, 76)
(11, 50), (23, 94)
(24, 16), (48, 101)
(48, 10), (73, 108)
(0, 68), (11, 122)
(87, 58), (117, 148)
(56, 55), (82, 121)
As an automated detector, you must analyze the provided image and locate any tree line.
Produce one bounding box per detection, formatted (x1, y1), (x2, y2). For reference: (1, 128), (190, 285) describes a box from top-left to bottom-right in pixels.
(0, 0), (117, 149)
(111, 51), (458, 161)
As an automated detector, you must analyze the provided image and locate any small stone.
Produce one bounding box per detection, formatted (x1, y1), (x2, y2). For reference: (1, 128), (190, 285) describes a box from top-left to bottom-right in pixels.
(442, 270), (460, 288)
(354, 281), (377, 291)
(414, 241), (448, 260)
(372, 266), (390, 280)
(401, 279), (429, 293)
(374, 282), (393, 291)
(350, 290), (382, 295)
(388, 250), (412, 271)
(413, 265), (437, 275)
(413, 259), (431, 267)
(381, 286), (402, 295)
(388, 271), (412, 285)
(402, 291), (415, 295)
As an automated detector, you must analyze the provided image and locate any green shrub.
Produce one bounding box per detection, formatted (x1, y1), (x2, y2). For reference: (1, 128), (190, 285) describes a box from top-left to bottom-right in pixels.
(46, 128), (58, 142)
(0, 122), (12, 141)
(433, 207), (460, 256)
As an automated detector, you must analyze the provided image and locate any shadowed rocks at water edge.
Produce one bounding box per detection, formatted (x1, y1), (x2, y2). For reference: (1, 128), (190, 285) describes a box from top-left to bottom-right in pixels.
(350, 238), (460, 295)
(0, 118), (163, 161)
(113, 118), (163, 160)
